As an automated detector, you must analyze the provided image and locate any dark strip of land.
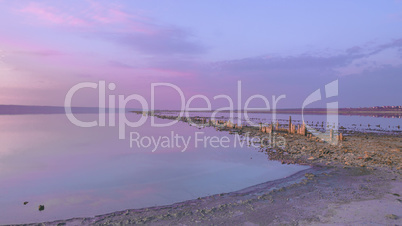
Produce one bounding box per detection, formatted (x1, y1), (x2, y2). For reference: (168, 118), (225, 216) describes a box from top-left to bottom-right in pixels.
(152, 107), (402, 118)
(0, 105), (138, 115)
(1, 105), (400, 117)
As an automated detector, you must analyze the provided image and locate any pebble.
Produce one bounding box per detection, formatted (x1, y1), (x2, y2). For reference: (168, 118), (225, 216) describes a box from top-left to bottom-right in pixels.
(385, 214), (398, 220)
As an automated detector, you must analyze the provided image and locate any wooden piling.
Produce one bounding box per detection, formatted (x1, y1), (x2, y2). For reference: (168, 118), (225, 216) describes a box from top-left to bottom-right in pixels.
(338, 132), (343, 141)
(289, 116), (292, 134)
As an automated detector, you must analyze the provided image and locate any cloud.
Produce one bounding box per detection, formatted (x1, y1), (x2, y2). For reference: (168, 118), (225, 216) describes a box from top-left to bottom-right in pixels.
(346, 46), (362, 54)
(211, 38), (402, 80)
(16, 1), (206, 56)
(85, 1), (148, 24)
(374, 38), (402, 58)
(347, 38), (402, 57)
(213, 54), (358, 78)
(17, 1), (152, 33)
(19, 3), (88, 27)
(100, 27), (206, 56)
(99, 37), (402, 108)
(84, 0), (155, 34)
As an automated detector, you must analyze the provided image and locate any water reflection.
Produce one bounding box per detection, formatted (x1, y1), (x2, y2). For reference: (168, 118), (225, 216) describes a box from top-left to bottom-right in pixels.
(0, 114), (307, 224)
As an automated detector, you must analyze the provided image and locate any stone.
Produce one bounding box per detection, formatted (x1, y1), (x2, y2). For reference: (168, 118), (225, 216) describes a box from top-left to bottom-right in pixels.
(38, 205), (45, 211)
(23, 201), (28, 205)
(305, 173), (315, 178)
(385, 214), (398, 220)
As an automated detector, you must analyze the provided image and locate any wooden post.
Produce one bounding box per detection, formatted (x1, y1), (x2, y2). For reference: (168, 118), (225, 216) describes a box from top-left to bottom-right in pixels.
(338, 133), (343, 141)
(289, 116), (292, 134)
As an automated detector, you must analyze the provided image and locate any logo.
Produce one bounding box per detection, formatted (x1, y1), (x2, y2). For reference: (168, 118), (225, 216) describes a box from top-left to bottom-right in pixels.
(64, 80), (339, 150)
(302, 80), (339, 145)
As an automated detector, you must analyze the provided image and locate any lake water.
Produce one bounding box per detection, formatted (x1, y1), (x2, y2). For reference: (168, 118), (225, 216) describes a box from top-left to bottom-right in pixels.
(0, 113), (308, 224)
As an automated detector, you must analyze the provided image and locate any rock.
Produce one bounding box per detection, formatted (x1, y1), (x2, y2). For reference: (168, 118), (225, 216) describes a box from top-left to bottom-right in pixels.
(385, 214), (398, 220)
(305, 173), (315, 179)
(23, 201), (28, 205)
(390, 148), (400, 152)
(364, 156), (372, 162)
(38, 205), (45, 211)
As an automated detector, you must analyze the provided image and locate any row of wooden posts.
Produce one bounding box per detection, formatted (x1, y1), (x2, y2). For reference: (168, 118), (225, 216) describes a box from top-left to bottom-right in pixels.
(145, 112), (345, 142)
(210, 119), (243, 129)
(211, 116), (344, 142)
(258, 116), (307, 136)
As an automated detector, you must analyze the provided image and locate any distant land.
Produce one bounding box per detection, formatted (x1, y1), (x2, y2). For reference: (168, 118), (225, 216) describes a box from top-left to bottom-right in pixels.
(237, 106), (402, 118)
(1, 105), (401, 118)
(151, 106), (402, 118)
(0, 105), (137, 115)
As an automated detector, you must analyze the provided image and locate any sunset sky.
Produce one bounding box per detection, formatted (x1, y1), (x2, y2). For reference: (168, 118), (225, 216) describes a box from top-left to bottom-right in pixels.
(0, 0), (401, 109)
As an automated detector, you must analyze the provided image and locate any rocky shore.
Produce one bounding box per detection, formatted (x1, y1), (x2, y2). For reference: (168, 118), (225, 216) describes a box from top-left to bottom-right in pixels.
(23, 112), (401, 225)
(145, 111), (402, 171)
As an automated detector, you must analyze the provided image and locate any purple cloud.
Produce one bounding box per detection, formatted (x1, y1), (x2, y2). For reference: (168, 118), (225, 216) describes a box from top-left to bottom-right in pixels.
(101, 27), (206, 56)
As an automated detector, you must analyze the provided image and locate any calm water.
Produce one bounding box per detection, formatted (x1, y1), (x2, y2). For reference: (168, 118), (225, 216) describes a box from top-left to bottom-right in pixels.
(0, 113), (308, 224)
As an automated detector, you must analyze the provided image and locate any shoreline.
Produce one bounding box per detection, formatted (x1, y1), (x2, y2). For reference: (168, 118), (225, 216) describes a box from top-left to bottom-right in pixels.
(28, 165), (401, 225)
(21, 114), (402, 225)
(32, 167), (317, 225)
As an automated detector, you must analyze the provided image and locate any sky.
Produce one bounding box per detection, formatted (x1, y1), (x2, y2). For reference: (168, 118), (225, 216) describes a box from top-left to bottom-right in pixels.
(0, 0), (401, 109)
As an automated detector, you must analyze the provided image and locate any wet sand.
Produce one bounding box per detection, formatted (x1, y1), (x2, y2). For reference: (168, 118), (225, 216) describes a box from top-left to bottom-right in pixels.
(23, 114), (402, 225)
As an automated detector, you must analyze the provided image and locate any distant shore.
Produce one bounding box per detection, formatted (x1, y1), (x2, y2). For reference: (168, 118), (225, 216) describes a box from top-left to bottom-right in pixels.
(153, 107), (402, 118)
(1, 105), (401, 118)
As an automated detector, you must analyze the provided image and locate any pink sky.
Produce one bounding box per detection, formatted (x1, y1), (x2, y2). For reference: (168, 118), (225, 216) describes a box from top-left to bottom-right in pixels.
(0, 0), (401, 109)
